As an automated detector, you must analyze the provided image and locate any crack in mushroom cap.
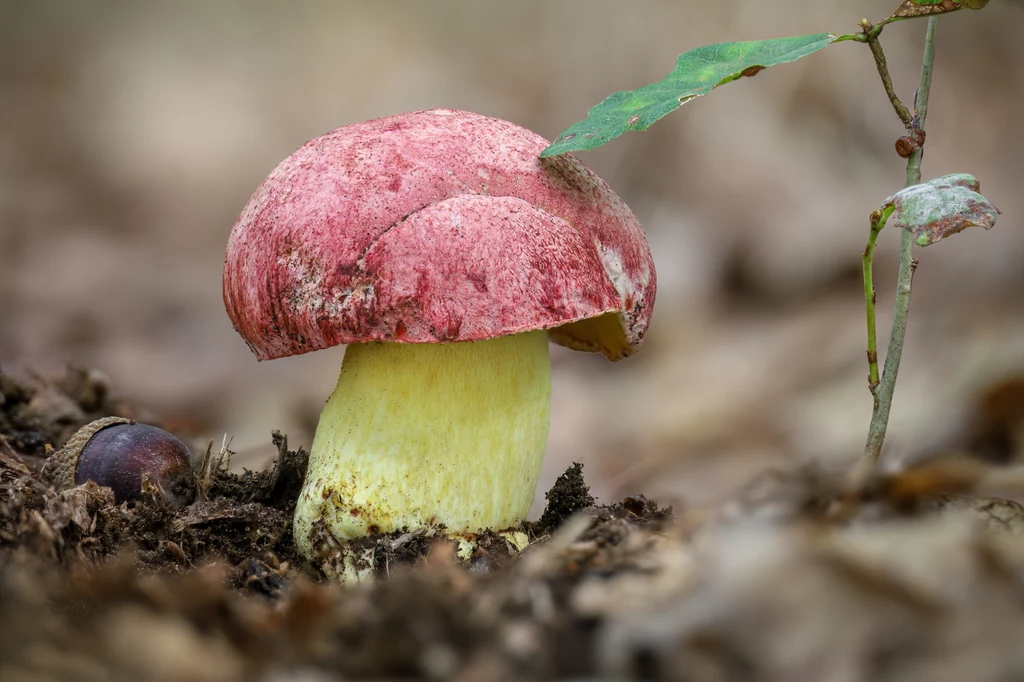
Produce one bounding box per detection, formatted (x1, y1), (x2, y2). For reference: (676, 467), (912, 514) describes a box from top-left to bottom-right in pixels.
(223, 108), (656, 360)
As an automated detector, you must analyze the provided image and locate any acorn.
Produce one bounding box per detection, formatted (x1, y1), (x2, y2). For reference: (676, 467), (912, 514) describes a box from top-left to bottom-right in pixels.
(43, 416), (197, 506)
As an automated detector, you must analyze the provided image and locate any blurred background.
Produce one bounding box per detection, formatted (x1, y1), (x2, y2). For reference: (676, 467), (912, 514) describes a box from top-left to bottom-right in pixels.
(2, 0), (1023, 515)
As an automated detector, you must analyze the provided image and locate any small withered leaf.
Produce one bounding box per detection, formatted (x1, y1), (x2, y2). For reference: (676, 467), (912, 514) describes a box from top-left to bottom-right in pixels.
(880, 173), (999, 247)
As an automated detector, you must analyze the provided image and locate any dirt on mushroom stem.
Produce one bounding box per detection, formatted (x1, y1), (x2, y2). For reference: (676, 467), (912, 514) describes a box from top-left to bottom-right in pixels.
(7, 367), (1024, 680)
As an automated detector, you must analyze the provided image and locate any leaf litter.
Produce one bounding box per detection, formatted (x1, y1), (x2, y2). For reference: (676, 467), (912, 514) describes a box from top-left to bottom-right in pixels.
(4, 367), (1024, 680)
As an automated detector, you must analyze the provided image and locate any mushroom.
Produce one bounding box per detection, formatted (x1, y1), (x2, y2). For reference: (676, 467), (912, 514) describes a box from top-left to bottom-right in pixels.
(223, 109), (655, 580)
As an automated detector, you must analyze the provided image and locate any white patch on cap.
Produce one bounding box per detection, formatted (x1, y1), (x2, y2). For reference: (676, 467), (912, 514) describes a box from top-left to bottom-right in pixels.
(596, 241), (651, 345)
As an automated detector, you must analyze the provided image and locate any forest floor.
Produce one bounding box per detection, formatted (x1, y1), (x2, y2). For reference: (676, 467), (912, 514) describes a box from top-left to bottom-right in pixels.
(4, 367), (1024, 681)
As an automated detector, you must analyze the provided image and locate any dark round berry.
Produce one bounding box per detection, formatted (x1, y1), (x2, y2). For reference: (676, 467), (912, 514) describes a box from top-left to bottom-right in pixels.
(75, 422), (197, 506)
(895, 136), (918, 159)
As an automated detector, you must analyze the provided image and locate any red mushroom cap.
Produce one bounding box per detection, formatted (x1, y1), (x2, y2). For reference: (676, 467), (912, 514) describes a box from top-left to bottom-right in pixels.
(223, 109), (656, 361)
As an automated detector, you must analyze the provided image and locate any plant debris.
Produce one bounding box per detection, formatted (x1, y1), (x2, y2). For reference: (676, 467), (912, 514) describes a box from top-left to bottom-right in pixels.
(5, 367), (1024, 680)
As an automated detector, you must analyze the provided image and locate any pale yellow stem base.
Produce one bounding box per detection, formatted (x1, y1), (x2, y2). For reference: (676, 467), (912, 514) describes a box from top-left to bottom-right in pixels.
(293, 331), (551, 581)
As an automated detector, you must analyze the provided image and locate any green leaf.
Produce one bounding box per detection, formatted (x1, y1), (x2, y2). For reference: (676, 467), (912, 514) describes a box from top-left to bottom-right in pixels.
(882, 174), (999, 247)
(540, 34), (836, 157)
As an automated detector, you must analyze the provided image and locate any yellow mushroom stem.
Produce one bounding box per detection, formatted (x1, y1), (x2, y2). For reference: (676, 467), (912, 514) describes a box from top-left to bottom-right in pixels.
(293, 330), (551, 573)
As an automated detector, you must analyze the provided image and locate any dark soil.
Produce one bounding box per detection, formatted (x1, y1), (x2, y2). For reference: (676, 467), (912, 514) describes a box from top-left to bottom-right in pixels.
(0, 368), (676, 680)
(534, 461), (595, 534)
(5, 368), (1024, 681)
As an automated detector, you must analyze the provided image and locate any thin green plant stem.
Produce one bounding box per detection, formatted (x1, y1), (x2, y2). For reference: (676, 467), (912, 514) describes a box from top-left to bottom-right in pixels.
(864, 228), (917, 460)
(864, 16), (939, 463)
(862, 206), (893, 392)
(915, 18), (939, 128)
(867, 36), (914, 130)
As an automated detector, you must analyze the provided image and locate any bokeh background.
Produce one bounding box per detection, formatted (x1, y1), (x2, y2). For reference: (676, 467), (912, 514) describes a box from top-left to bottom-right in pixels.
(2, 0), (1023, 515)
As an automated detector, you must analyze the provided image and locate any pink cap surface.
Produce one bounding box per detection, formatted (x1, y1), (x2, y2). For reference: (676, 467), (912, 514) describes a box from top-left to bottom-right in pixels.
(223, 109), (655, 361)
